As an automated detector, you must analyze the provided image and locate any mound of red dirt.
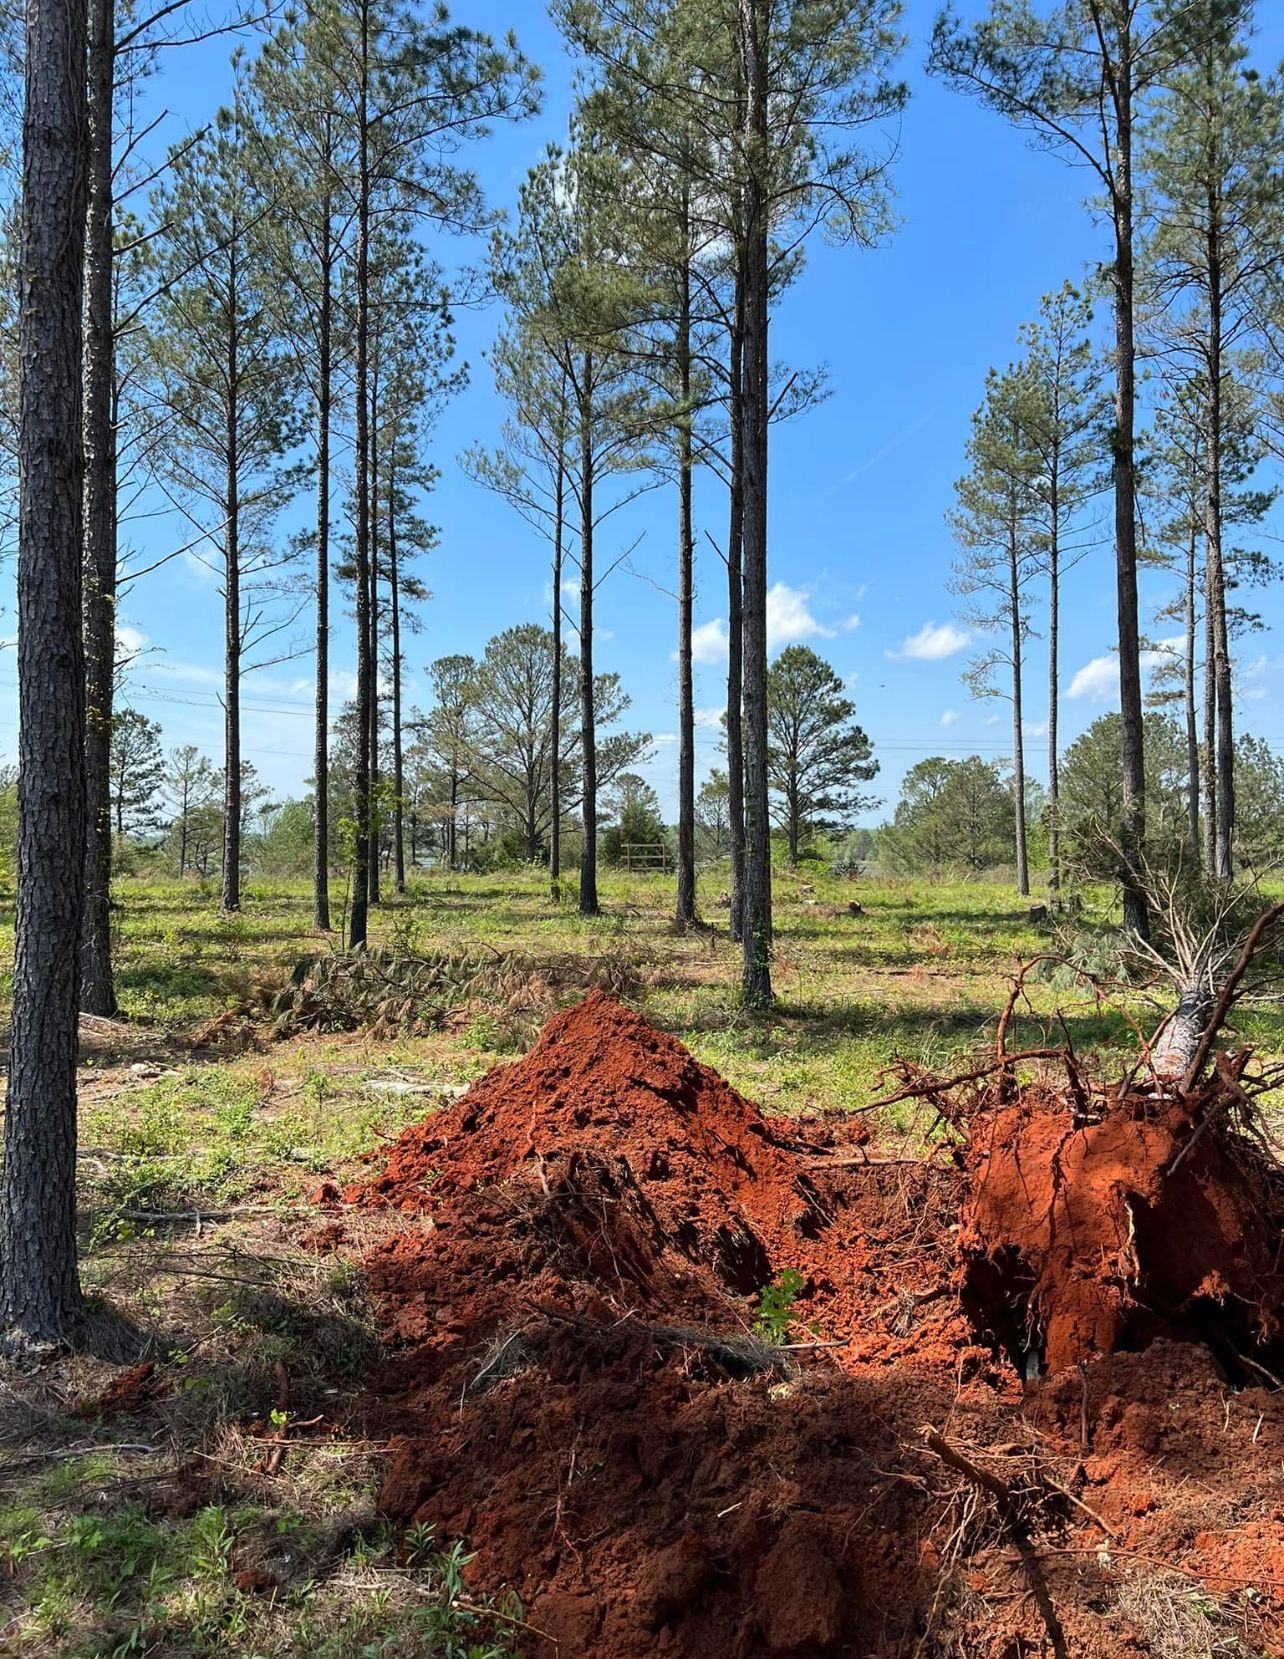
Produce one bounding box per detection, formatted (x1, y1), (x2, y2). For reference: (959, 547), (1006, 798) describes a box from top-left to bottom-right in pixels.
(345, 993), (1284, 1658)
(960, 1096), (1284, 1377)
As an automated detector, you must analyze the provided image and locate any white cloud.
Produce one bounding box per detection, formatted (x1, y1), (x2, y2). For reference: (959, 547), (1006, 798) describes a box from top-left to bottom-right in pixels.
(694, 706), (724, 730)
(681, 589), (854, 666)
(766, 582), (836, 650)
(1023, 719), (1049, 738)
(1068, 640), (1186, 703)
(691, 618), (730, 664)
(652, 732), (677, 747)
(1243, 654), (1270, 700)
(887, 621), (970, 662)
(182, 549), (219, 585)
(1067, 654), (1117, 700)
(842, 671), (860, 690)
(149, 656), (225, 689)
(939, 708), (960, 728)
(116, 622), (147, 659)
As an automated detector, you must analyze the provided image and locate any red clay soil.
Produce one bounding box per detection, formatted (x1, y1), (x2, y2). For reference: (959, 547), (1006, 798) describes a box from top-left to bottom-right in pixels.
(343, 992), (1284, 1658)
(960, 1095), (1284, 1378)
(78, 1360), (171, 1418)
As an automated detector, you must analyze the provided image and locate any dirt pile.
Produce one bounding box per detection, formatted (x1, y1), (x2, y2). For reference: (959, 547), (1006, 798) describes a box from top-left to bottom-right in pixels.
(960, 1095), (1284, 1377)
(341, 993), (1284, 1658)
(352, 989), (822, 1294)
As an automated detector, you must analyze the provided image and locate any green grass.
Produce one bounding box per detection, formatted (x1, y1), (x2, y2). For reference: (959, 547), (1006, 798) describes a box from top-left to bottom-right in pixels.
(83, 861), (1253, 1111)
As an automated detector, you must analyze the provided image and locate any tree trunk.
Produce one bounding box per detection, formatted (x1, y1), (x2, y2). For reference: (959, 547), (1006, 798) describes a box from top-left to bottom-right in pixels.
(367, 358), (381, 907)
(726, 297), (746, 944)
(1046, 463), (1060, 896)
(348, 0), (371, 951)
(550, 443), (564, 902)
(389, 459), (406, 895)
(80, 0), (117, 1016)
(1150, 978), (1214, 1081)
(221, 320), (241, 913)
(675, 208), (697, 928)
(1205, 189), (1233, 881)
(738, 0), (772, 1007)
(1010, 531), (1029, 897)
(0, 0), (90, 1347)
(578, 367), (599, 917)
(313, 218), (333, 930)
(1202, 587), (1217, 872)
(1110, 50), (1149, 940)
(1183, 520), (1199, 847)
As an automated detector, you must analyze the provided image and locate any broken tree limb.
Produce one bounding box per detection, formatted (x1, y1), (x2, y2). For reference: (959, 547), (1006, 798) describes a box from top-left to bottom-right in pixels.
(860, 1049), (1066, 1113)
(920, 1426), (1068, 1659)
(1181, 902), (1284, 1092)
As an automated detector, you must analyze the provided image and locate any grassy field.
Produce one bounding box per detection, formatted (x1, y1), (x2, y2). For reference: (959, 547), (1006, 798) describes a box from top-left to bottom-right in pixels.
(3, 863), (1283, 1656)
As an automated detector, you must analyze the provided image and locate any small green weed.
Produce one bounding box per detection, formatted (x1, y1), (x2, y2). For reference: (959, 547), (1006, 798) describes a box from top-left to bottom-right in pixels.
(754, 1268), (807, 1344)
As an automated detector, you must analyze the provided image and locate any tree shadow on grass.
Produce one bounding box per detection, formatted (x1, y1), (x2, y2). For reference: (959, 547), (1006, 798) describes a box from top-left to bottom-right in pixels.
(674, 996), (1139, 1064)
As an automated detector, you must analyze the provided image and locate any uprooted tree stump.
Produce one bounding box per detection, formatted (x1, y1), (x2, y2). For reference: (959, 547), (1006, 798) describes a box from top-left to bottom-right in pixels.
(912, 901), (1284, 1381)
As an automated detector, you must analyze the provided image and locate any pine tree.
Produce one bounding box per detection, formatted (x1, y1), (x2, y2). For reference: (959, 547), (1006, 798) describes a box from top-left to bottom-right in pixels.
(162, 744), (218, 875)
(1018, 284), (1109, 894)
(148, 80), (306, 913)
(252, 0), (357, 932)
(928, 0), (1232, 937)
(324, 0), (537, 944)
(563, 3), (727, 928)
(949, 367), (1041, 894)
(1139, 0), (1284, 879)
(490, 141), (655, 917)
(1, 0), (90, 1350)
(765, 646), (878, 867)
(558, 0), (903, 995)
(462, 334), (574, 900)
(423, 655), (478, 871)
(109, 708), (165, 837)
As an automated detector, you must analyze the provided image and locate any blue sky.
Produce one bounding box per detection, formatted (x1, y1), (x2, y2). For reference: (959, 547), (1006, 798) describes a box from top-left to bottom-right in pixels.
(22, 0), (1284, 822)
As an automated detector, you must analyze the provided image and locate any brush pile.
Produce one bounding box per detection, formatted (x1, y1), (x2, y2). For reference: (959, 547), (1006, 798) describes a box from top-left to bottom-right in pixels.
(201, 943), (650, 1045)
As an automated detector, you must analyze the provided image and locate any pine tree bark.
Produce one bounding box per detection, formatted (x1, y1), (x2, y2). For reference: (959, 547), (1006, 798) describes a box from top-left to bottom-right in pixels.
(675, 221), (697, 927)
(1202, 589), (1217, 871)
(389, 457), (406, 895)
(738, 0), (772, 1006)
(1183, 521), (1199, 847)
(313, 210), (333, 931)
(1205, 187), (1233, 880)
(550, 447), (564, 902)
(726, 296), (746, 944)
(80, 0), (117, 1015)
(1010, 528), (1029, 897)
(367, 357), (382, 905)
(221, 310), (241, 913)
(1108, 36), (1149, 940)
(1046, 464), (1061, 896)
(1, 0), (90, 1347)
(578, 365), (599, 917)
(348, 0), (372, 951)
